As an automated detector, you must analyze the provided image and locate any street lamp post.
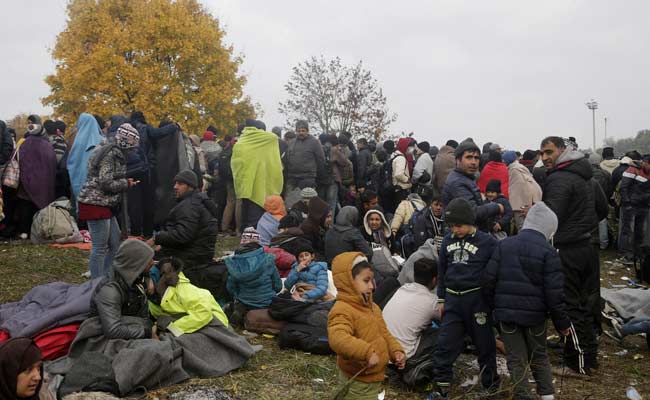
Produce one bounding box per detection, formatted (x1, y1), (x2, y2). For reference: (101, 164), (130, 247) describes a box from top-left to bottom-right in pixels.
(586, 99), (598, 151)
(604, 116), (607, 144)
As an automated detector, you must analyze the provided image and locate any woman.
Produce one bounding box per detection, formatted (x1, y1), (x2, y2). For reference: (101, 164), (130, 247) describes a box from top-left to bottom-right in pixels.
(67, 113), (104, 203)
(77, 123), (139, 278)
(0, 338), (43, 400)
(16, 115), (57, 238)
(256, 195), (287, 245)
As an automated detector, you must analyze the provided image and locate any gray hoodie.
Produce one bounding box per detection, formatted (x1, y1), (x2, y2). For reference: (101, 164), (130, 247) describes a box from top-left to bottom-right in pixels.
(522, 201), (557, 241)
(399, 238), (439, 284)
(324, 206), (372, 264)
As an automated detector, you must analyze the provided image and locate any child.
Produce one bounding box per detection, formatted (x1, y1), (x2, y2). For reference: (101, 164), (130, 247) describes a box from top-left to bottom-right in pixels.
(482, 202), (570, 400)
(428, 198), (499, 399)
(383, 258), (440, 386)
(328, 252), (406, 399)
(413, 193), (446, 252)
(485, 179), (513, 237)
(284, 242), (330, 302)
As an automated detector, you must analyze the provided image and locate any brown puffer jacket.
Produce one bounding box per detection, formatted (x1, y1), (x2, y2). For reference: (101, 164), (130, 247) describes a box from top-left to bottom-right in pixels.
(327, 252), (403, 383)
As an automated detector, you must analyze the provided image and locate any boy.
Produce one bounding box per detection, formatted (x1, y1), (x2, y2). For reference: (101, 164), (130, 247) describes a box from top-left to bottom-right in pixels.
(383, 258), (440, 386)
(485, 179), (513, 236)
(328, 252), (406, 399)
(284, 242), (330, 302)
(482, 202), (571, 400)
(428, 198), (499, 399)
(413, 193), (446, 252)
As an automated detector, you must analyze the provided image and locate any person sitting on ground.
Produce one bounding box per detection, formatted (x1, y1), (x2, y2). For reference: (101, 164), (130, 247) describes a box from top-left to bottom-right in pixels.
(482, 202), (570, 400)
(256, 195), (287, 246)
(241, 227), (296, 279)
(362, 209), (396, 253)
(390, 193), (427, 238)
(287, 187), (318, 223)
(224, 240), (282, 326)
(0, 338), (43, 400)
(269, 215), (305, 257)
(328, 252), (406, 399)
(283, 242), (331, 302)
(485, 179), (513, 237)
(299, 196), (331, 257)
(148, 170), (219, 288)
(324, 206), (372, 265)
(412, 193), (446, 251)
(148, 257), (229, 337)
(383, 259), (440, 386)
(356, 189), (379, 227)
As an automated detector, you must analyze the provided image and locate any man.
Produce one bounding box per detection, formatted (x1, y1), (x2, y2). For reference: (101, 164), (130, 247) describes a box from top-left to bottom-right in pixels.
(283, 120), (326, 197)
(412, 141), (434, 203)
(355, 138), (373, 191)
(600, 146), (619, 175)
(589, 153), (613, 250)
(540, 136), (607, 375)
(442, 141), (502, 231)
(149, 170), (219, 288)
(433, 140), (457, 193)
(619, 154), (650, 261)
(384, 140), (412, 212)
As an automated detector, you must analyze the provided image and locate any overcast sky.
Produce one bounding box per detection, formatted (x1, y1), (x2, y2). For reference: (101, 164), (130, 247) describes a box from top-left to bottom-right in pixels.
(1, 0), (649, 150)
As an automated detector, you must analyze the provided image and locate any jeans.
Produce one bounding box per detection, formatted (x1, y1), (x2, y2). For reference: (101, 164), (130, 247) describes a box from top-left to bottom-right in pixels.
(622, 318), (650, 336)
(618, 206), (649, 258)
(500, 321), (555, 399)
(88, 216), (121, 279)
(598, 218), (609, 250)
(319, 182), (339, 217)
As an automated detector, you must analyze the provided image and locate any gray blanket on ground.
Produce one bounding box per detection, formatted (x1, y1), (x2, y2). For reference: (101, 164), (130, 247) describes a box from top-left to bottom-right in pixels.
(601, 287), (650, 322)
(0, 279), (103, 337)
(48, 316), (258, 396)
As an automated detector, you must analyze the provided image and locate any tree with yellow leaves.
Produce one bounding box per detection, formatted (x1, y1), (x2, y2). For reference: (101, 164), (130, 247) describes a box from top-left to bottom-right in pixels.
(43, 0), (255, 135)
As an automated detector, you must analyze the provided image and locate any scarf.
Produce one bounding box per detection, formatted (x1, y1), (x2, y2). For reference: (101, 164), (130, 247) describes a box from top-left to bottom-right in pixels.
(0, 338), (43, 400)
(67, 113), (103, 199)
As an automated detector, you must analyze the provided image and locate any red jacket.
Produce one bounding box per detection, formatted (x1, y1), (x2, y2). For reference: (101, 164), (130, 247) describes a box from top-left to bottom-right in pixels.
(477, 161), (509, 198)
(264, 246), (295, 278)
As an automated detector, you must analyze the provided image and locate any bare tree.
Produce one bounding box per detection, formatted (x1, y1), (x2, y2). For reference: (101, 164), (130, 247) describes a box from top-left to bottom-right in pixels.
(278, 56), (397, 140)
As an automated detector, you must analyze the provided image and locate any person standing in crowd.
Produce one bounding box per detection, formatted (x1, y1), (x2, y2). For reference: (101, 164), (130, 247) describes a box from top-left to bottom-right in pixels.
(589, 152), (613, 250)
(618, 154), (650, 261)
(317, 133), (344, 213)
(78, 123), (139, 278)
(355, 138), (373, 191)
(0, 337), (44, 400)
(383, 140), (411, 212)
(442, 141), (503, 232)
(599, 146), (619, 175)
(15, 115), (57, 239)
(477, 150), (509, 198)
(127, 111), (178, 238)
(43, 120), (67, 163)
(433, 140), (458, 194)
(412, 141), (434, 203)
(283, 120), (326, 197)
(540, 136), (607, 375)
(67, 113), (104, 204)
(231, 120), (283, 230)
(0, 120), (14, 166)
(502, 150), (542, 231)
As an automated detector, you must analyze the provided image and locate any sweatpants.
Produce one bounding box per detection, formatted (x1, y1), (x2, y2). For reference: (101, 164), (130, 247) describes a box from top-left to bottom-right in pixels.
(432, 290), (499, 390)
(557, 242), (600, 372)
(500, 321), (554, 399)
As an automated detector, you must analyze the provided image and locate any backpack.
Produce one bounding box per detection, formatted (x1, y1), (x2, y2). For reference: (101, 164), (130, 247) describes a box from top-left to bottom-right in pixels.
(217, 147), (233, 182)
(398, 202), (427, 258)
(380, 154), (404, 193)
(30, 198), (82, 244)
(277, 302), (334, 355)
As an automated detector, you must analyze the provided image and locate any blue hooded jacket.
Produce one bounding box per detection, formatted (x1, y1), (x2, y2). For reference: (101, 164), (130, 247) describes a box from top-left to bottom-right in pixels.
(283, 261), (329, 300)
(67, 113), (103, 199)
(225, 246), (282, 308)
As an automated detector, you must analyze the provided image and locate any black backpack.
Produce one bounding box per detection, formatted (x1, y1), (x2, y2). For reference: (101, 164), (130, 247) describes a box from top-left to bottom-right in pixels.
(278, 322), (333, 355)
(217, 147), (233, 181)
(380, 154), (404, 193)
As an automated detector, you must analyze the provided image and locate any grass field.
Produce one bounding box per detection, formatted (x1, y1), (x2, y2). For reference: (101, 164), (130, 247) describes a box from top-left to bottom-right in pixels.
(1, 237), (648, 399)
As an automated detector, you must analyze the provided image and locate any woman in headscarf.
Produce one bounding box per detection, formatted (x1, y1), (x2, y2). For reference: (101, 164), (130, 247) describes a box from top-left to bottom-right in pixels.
(0, 338), (43, 400)
(256, 195), (287, 246)
(15, 115), (57, 238)
(77, 123), (140, 278)
(67, 113), (104, 203)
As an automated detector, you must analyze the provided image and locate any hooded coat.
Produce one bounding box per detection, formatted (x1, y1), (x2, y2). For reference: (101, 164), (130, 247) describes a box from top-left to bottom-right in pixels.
(0, 338), (43, 400)
(90, 239), (154, 339)
(327, 252), (403, 383)
(507, 160), (542, 211)
(482, 202), (570, 331)
(390, 194), (426, 233)
(155, 190), (219, 275)
(363, 209), (395, 252)
(397, 138), (414, 174)
(324, 206), (372, 265)
(542, 148), (602, 245)
(18, 130), (57, 209)
(225, 246), (282, 309)
(67, 113), (104, 200)
(433, 145), (456, 192)
(599, 158), (620, 175)
(299, 197), (330, 254)
(283, 260), (330, 300)
(477, 161), (509, 198)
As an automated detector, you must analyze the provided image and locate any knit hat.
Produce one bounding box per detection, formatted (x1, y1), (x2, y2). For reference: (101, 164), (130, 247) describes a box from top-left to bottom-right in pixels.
(203, 131), (215, 141)
(295, 120), (309, 131)
(417, 141), (430, 153)
(240, 227), (261, 245)
(601, 147), (614, 159)
(486, 179), (501, 193)
(444, 198), (476, 225)
(489, 143), (501, 151)
(454, 141), (480, 159)
(27, 114), (41, 124)
(293, 240), (314, 257)
(43, 120), (57, 136)
(300, 187), (318, 199)
(445, 139), (459, 149)
(115, 123), (140, 149)
(173, 169), (198, 188)
(502, 150), (517, 165)
(429, 145), (439, 157)
(383, 140), (395, 153)
(522, 150), (538, 161)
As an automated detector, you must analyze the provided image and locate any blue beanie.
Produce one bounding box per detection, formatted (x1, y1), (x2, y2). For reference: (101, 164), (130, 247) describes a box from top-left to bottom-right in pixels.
(502, 150), (517, 166)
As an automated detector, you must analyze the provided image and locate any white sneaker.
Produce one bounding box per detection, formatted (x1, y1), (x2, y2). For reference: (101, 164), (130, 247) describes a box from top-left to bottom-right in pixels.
(18, 233), (28, 240)
(81, 271), (91, 279)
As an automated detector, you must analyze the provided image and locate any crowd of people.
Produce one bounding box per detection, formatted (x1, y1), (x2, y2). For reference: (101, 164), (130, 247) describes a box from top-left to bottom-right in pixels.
(0, 112), (648, 400)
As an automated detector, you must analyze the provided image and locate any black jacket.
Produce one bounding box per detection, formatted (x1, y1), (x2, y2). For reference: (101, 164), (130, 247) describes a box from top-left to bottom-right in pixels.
(0, 120), (14, 166)
(324, 207), (372, 265)
(482, 230), (570, 330)
(412, 207), (445, 249)
(156, 190), (219, 273)
(355, 147), (373, 188)
(592, 165), (613, 200)
(542, 152), (599, 246)
(620, 165), (650, 208)
(487, 195), (513, 233)
(442, 169), (500, 231)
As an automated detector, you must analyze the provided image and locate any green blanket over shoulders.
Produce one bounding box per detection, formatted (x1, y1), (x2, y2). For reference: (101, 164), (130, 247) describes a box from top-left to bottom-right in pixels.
(232, 127), (283, 207)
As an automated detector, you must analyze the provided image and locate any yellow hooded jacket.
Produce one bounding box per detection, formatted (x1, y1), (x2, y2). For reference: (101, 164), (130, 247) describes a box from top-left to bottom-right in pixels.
(327, 252), (403, 383)
(149, 272), (228, 337)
